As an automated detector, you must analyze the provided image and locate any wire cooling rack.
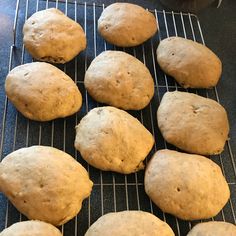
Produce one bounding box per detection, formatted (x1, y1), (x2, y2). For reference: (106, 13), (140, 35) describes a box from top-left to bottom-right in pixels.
(0, 0), (235, 235)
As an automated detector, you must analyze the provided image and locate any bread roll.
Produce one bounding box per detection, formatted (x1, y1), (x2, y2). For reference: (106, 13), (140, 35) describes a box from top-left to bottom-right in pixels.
(145, 149), (230, 220)
(5, 62), (82, 121)
(85, 211), (174, 236)
(98, 3), (157, 47)
(157, 91), (229, 155)
(23, 8), (86, 63)
(157, 37), (222, 88)
(0, 146), (93, 226)
(75, 106), (154, 174)
(187, 221), (236, 236)
(85, 50), (154, 110)
(0, 220), (62, 236)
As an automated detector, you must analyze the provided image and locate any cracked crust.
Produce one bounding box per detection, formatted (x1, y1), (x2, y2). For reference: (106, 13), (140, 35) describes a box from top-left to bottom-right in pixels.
(156, 37), (222, 88)
(0, 220), (62, 236)
(5, 62), (82, 121)
(85, 211), (174, 236)
(98, 3), (158, 47)
(0, 146), (93, 226)
(145, 149), (230, 220)
(85, 51), (154, 110)
(74, 106), (154, 174)
(157, 91), (229, 155)
(23, 8), (86, 63)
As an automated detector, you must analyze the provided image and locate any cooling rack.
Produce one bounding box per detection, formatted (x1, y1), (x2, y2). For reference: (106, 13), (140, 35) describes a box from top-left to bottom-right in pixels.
(0, 0), (235, 235)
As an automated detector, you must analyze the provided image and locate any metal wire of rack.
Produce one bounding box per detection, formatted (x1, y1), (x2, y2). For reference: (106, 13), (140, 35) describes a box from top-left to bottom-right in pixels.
(0, 0), (235, 235)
